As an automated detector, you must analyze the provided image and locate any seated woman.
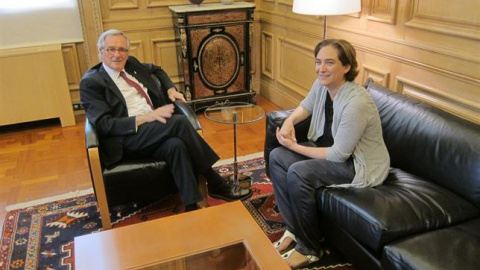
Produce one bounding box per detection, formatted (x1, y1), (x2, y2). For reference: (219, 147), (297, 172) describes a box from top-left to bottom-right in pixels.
(269, 39), (390, 269)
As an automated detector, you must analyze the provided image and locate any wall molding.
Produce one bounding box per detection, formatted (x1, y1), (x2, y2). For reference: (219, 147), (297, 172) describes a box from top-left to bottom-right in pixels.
(127, 40), (145, 60)
(259, 8), (479, 65)
(356, 44), (480, 88)
(367, 0), (397, 24)
(277, 0), (293, 6)
(261, 31), (274, 79)
(405, 0), (480, 41)
(109, 0), (139, 10)
(77, 0), (104, 67)
(151, 38), (182, 83)
(362, 64), (390, 86)
(276, 37), (315, 97)
(396, 76), (479, 123)
(147, 0), (184, 7)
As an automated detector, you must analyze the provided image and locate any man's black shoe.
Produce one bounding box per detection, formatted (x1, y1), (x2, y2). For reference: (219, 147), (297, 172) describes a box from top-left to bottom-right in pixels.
(208, 181), (253, 201)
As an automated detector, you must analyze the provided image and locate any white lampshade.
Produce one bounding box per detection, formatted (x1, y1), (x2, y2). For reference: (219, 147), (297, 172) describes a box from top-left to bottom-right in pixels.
(293, 0), (361, 15)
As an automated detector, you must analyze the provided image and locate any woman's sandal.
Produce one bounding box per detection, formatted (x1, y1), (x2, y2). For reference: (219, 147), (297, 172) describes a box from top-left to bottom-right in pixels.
(282, 248), (324, 269)
(273, 230), (297, 254)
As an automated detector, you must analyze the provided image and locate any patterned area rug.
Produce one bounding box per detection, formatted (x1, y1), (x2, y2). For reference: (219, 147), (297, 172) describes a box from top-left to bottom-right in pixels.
(1, 156), (355, 270)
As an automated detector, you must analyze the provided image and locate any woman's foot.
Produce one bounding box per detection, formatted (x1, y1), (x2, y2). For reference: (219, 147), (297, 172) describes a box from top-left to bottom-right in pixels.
(273, 230), (296, 254)
(282, 249), (324, 269)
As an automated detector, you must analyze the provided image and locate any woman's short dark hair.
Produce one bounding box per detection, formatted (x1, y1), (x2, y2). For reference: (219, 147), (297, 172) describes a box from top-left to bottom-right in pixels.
(314, 39), (359, 82)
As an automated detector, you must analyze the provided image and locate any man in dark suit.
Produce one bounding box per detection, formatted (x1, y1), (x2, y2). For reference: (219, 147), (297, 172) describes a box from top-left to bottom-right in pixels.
(80, 29), (252, 211)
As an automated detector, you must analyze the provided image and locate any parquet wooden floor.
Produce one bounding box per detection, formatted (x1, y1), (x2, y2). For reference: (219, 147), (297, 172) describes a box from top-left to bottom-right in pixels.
(0, 95), (281, 229)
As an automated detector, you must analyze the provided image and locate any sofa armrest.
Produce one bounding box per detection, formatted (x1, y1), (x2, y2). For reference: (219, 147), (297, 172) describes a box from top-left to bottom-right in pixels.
(266, 109), (310, 142)
(263, 109), (311, 176)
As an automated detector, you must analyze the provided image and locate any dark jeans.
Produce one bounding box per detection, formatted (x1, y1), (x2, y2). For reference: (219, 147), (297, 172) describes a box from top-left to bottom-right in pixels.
(269, 142), (355, 256)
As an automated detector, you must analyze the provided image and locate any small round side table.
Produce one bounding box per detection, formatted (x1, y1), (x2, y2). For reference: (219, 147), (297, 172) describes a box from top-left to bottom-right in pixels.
(205, 102), (265, 187)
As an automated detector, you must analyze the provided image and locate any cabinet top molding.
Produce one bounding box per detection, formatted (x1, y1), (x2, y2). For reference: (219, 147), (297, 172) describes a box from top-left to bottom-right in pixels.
(169, 2), (255, 13)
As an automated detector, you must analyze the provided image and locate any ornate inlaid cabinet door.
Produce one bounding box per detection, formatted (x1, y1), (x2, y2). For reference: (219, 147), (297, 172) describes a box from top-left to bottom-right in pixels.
(170, 2), (256, 111)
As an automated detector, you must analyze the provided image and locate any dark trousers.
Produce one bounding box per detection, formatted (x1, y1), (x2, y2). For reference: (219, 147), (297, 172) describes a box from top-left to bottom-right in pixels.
(122, 115), (219, 206)
(269, 143), (355, 256)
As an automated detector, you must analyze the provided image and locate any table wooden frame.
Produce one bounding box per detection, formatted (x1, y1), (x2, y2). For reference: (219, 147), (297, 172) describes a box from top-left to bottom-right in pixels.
(75, 201), (289, 269)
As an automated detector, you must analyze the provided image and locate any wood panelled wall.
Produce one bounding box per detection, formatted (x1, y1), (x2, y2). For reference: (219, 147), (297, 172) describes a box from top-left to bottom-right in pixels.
(76, 0), (259, 95)
(62, 42), (89, 115)
(74, 0), (479, 123)
(257, 0), (479, 123)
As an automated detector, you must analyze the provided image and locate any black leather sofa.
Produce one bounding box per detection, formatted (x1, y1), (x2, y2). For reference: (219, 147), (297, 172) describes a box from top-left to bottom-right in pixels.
(264, 78), (480, 270)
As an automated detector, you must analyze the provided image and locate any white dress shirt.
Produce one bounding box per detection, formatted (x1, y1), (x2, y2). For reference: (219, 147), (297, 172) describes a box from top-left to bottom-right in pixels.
(103, 64), (153, 117)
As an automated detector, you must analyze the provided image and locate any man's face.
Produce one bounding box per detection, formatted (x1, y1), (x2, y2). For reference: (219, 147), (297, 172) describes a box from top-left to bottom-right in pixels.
(315, 45), (350, 91)
(100, 35), (129, 71)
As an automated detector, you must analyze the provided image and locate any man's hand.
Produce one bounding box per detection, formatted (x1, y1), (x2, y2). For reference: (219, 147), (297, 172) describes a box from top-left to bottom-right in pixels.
(136, 104), (174, 126)
(167, 87), (186, 103)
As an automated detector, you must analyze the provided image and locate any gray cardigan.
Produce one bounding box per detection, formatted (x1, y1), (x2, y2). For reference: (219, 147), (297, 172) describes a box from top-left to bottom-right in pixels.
(301, 80), (390, 188)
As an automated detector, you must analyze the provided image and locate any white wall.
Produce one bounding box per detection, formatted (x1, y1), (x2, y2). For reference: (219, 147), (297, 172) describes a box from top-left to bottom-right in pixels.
(0, 0), (83, 49)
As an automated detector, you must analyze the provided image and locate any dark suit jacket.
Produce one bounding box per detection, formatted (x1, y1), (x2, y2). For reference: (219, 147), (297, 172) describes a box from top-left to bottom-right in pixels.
(80, 56), (176, 167)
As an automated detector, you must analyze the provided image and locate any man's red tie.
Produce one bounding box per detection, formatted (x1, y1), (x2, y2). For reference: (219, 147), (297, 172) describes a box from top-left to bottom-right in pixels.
(120, 71), (154, 109)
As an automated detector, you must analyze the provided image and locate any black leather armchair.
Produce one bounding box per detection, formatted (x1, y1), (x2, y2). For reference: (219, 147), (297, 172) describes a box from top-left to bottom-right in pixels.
(85, 78), (207, 230)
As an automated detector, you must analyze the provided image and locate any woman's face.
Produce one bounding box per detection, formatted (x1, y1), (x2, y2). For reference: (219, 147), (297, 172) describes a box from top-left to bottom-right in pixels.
(315, 45), (351, 91)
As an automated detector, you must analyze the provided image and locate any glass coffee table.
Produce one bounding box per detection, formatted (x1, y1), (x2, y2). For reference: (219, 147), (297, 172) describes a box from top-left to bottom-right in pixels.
(205, 102), (265, 188)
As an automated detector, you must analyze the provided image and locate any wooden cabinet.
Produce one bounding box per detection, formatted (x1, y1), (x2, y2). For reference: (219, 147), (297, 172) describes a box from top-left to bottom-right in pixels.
(0, 44), (75, 127)
(169, 2), (256, 111)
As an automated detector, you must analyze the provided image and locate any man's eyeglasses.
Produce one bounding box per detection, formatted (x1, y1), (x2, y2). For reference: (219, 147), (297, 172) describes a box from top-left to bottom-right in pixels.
(104, 47), (129, 55)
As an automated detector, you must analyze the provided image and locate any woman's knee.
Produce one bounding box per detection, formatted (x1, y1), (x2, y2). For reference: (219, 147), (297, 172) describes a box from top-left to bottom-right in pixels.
(287, 162), (313, 190)
(269, 147), (293, 167)
(269, 147), (282, 166)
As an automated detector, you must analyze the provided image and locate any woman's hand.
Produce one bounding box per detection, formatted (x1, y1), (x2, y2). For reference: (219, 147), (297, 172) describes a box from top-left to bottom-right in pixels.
(279, 120), (297, 142)
(276, 127), (297, 149)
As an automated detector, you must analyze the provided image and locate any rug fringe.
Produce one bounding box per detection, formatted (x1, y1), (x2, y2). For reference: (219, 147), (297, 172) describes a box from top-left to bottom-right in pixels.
(5, 188), (94, 211)
(214, 151), (264, 166)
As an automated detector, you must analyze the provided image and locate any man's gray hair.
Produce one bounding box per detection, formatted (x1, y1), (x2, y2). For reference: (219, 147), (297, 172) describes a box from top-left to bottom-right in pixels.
(97, 29), (130, 61)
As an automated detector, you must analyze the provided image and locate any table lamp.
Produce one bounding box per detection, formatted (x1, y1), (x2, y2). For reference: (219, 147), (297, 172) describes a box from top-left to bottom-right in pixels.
(292, 0), (361, 40)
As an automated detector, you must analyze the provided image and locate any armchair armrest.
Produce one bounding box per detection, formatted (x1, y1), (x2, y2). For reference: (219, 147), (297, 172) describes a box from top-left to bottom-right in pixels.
(149, 73), (202, 133)
(85, 118), (99, 149)
(174, 100), (202, 132)
(84, 118), (111, 229)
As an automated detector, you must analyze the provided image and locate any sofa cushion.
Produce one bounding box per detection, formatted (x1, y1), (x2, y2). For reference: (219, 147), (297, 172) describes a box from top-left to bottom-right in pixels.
(382, 218), (480, 270)
(318, 168), (480, 253)
(366, 80), (480, 208)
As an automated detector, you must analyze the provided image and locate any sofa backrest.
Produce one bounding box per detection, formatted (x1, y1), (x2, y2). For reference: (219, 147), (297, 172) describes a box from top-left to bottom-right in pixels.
(365, 79), (480, 208)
